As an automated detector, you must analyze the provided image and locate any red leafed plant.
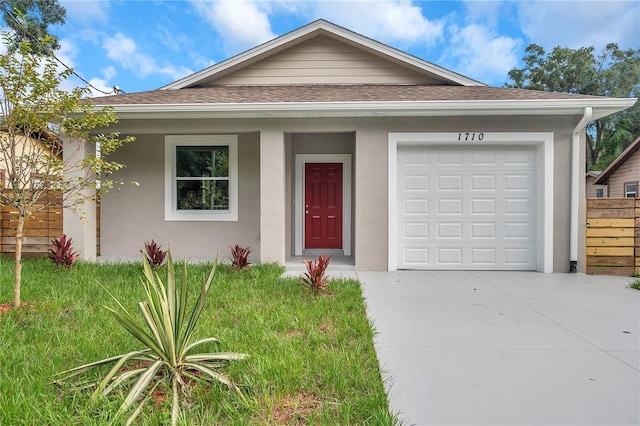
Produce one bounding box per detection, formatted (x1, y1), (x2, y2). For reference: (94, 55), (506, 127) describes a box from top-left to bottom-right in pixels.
(143, 240), (167, 268)
(301, 255), (332, 294)
(48, 234), (79, 268)
(230, 245), (252, 270)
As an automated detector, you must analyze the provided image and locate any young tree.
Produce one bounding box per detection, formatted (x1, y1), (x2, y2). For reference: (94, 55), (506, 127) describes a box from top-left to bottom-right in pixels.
(0, 36), (134, 307)
(506, 43), (640, 170)
(1, 0), (66, 54)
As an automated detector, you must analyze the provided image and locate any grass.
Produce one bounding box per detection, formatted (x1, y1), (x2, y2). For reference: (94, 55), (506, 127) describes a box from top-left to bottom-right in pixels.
(0, 256), (399, 425)
(630, 275), (640, 290)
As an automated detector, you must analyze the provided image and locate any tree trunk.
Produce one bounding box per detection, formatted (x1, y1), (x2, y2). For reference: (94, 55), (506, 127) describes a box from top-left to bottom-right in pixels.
(13, 213), (25, 308)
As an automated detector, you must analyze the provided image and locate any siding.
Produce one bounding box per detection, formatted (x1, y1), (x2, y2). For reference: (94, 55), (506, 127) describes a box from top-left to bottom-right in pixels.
(607, 150), (640, 198)
(210, 36), (438, 85)
(586, 174), (606, 198)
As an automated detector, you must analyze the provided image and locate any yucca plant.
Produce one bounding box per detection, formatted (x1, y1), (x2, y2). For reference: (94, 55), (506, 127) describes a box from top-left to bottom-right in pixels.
(142, 239), (167, 268)
(53, 252), (247, 425)
(229, 244), (252, 270)
(48, 234), (79, 268)
(301, 255), (332, 294)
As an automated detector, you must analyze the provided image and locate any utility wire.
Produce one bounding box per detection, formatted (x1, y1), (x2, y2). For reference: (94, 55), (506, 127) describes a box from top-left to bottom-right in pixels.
(0, 3), (124, 96)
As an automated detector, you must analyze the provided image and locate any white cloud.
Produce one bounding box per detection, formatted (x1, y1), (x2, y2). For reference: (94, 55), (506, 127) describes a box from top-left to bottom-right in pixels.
(103, 32), (193, 82)
(86, 77), (115, 97)
(60, 0), (110, 24)
(191, 0), (276, 54)
(311, 0), (444, 47)
(103, 65), (117, 81)
(441, 24), (521, 85)
(516, 1), (640, 50)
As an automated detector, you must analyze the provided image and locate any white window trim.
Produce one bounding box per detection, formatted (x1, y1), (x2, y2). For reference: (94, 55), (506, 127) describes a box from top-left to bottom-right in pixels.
(164, 135), (238, 221)
(624, 182), (638, 198)
(388, 132), (554, 273)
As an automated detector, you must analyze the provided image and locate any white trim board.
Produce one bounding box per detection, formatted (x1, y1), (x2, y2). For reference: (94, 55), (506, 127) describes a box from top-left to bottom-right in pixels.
(388, 132), (554, 273)
(295, 154), (352, 256)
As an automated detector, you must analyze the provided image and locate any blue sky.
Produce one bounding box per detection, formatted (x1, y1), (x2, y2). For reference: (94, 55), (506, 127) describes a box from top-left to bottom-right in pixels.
(11, 0), (640, 95)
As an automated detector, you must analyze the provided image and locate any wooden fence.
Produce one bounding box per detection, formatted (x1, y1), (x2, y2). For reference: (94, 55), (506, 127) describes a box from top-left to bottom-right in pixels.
(0, 191), (63, 258)
(586, 198), (640, 276)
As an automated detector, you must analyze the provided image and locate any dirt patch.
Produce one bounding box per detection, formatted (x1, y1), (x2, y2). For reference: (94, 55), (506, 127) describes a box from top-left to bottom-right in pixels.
(270, 392), (323, 425)
(0, 302), (36, 315)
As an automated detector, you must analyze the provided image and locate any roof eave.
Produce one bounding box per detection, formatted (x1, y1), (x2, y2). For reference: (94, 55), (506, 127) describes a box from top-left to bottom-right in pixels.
(593, 135), (640, 184)
(104, 98), (637, 120)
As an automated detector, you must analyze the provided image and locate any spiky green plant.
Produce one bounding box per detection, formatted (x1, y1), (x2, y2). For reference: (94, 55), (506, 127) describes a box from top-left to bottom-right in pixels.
(52, 252), (247, 425)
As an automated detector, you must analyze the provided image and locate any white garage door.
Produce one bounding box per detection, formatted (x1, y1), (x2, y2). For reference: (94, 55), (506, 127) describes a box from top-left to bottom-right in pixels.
(397, 145), (537, 270)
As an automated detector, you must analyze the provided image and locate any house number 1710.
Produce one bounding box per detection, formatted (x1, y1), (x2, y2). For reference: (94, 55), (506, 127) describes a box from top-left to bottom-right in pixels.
(457, 132), (484, 141)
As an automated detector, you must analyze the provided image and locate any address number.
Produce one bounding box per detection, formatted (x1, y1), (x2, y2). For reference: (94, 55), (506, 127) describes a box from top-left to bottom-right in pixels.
(457, 132), (484, 141)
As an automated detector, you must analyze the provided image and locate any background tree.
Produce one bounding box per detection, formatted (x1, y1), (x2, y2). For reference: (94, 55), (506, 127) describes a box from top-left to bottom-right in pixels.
(0, 0), (65, 54)
(0, 35), (134, 307)
(506, 43), (640, 170)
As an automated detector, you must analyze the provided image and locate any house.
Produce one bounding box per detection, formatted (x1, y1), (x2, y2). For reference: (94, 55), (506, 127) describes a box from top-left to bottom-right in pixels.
(0, 129), (63, 190)
(586, 171), (606, 198)
(76, 20), (636, 273)
(592, 136), (640, 198)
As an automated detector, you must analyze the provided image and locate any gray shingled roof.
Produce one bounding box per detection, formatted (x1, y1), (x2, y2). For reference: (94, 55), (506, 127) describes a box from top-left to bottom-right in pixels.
(92, 85), (607, 105)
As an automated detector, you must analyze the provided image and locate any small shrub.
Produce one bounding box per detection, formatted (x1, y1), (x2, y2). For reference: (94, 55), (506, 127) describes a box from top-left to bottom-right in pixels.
(630, 278), (640, 290)
(301, 255), (332, 294)
(48, 234), (79, 268)
(142, 240), (167, 268)
(230, 245), (252, 270)
(53, 252), (247, 426)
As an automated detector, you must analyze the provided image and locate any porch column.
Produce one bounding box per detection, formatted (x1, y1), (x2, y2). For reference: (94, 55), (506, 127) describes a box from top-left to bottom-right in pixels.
(259, 130), (286, 264)
(355, 129), (388, 270)
(62, 136), (97, 260)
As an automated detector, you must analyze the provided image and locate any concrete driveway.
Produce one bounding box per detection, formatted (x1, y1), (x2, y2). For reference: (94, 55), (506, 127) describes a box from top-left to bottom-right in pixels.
(357, 271), (640, 426)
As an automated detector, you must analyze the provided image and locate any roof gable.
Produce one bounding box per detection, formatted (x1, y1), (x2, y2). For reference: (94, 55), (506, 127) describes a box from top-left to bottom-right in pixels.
(161, 19), (484, 90)
(594, 136), (640, 184)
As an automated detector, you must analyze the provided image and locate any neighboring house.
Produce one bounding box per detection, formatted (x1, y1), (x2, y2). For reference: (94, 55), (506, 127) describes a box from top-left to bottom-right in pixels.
(586, 171), (606, 198)
(0, 130), (63, 190)
(592, 136), (640, 198)
(80, 20), (636, 273)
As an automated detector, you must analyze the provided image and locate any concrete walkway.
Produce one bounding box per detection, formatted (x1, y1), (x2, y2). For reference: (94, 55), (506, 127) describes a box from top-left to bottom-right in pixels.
(357, 271), (640, 426)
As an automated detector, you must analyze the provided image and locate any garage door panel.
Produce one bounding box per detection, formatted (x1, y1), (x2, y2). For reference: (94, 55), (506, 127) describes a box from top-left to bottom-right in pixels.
(438, 175), (462, 190)
(471, 199), (497, 214)
(398, 145), (537, 270)
(471, 175), (497, 191)
(404, 198), (429, 214)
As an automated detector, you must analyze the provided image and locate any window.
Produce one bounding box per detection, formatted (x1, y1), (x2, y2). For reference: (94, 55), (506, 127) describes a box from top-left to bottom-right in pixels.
(165, 135), (238, 221)
(595, 188), (604, 198)
(624, 182), (637, 198)
(31, 174), (47, 190)
(0, 169), (5, 188)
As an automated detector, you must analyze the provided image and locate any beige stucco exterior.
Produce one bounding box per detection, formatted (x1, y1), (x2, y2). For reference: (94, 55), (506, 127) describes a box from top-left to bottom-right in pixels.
(99, 114), (581, 271)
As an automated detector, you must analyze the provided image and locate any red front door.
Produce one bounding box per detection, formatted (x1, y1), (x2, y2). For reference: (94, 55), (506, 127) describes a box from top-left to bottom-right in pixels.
(305, 163), (343, 249)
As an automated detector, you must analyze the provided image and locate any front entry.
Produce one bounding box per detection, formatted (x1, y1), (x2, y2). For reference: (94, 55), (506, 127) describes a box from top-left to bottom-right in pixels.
(305, 163), (343, 249)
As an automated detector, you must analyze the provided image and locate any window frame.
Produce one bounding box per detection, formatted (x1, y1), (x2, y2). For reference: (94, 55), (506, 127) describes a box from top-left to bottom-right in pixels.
(624, 181), (638, 198)
(164, 135), (238, 221)
(0, 169), (5, 189)
(595, 188), (604, 198)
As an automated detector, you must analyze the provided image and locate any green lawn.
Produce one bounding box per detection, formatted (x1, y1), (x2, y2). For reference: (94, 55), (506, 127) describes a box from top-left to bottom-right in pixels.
(0, 257), (399, 425)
